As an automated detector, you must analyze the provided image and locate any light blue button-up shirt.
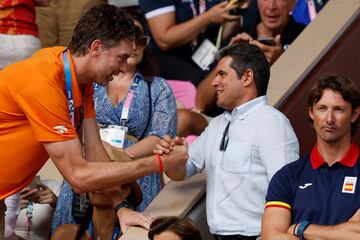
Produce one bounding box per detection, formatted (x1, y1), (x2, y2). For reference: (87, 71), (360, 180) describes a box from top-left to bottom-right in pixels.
(186, 96), (299, 236)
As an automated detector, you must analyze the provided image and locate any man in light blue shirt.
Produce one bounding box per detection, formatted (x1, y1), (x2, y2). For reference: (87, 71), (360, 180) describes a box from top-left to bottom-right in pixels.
(158, 43), (299, 240)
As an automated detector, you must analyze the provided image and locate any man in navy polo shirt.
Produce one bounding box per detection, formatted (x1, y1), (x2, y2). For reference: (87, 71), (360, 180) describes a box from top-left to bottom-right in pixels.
(261, 75), (360, 240)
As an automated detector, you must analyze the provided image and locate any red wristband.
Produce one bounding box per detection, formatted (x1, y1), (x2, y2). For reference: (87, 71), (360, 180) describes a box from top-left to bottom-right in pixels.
(155, 154), (163, 173)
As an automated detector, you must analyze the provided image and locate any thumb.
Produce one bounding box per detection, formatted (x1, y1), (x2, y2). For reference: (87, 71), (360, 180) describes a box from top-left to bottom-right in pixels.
(274, 34), (281, 46)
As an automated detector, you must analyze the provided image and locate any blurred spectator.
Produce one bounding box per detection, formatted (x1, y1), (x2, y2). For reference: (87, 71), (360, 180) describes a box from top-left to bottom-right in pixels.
(148, 216), (202, 240)
(5, 179), (60, 240)
(139, 0), (240, 86)
(51, 184), (151, 239)
(51, 8), (177, 232)
(34, 0), (103, 47)
(0, 0), (48, 69)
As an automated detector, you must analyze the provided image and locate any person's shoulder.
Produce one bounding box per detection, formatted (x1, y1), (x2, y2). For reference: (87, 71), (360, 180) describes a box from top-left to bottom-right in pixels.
(256, 104), (289, 121)
(139, 0), (175, 16)
(279, 154), (310, 176)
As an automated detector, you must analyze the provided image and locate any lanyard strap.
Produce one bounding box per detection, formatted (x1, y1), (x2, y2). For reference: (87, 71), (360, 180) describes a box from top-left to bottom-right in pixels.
(190, 0), (206, 17)
(89, 221), (120, 240)
(62, 50), (75, 127)
(120, 75), (140, 124)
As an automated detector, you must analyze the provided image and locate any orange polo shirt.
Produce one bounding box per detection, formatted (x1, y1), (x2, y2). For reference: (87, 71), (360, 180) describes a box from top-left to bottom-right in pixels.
(0, 47), (95, 199)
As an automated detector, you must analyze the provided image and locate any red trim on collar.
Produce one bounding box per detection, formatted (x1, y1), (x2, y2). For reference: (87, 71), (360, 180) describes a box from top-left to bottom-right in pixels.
(310, 142), (359, 169)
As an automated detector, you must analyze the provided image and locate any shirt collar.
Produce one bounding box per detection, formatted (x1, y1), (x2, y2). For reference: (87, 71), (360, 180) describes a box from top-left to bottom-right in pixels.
(310, 142), (359, 169)
(224, 96), (267, 121)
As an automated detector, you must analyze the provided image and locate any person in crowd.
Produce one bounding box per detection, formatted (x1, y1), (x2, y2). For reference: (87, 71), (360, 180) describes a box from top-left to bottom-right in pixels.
(262, 75), (360, 240)
(139, 0), (240, 87)
(0, 0), (49, 69)
(196, 0), (306, 116)
(148, 216), (202, 240)
(52, 183), (152, 239)
(155, 43), (299, 239)
(5, 179), (60, 240)
(51, 9), (177, 231)
(0, 3), (188, 238)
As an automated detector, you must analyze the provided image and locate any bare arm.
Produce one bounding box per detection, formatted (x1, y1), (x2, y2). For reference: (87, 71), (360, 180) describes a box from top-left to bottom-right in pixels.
(301, 221), (360, 240)
(43, 138), (159, 193)
(125, 135), (160, 158)
(148, 2), (238, 51)
(82, 118), (111, 162)
(261, 207), (299, 240)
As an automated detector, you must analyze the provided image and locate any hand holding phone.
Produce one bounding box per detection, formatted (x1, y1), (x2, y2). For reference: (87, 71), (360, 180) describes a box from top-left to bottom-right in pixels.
(28, 175), (40, 189)
(257, 37), (275, 46)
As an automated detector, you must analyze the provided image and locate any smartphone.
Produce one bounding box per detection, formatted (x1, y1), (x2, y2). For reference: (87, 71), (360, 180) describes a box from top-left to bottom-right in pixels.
(257, 37), (275, 46)
(28, 175), (40, 189)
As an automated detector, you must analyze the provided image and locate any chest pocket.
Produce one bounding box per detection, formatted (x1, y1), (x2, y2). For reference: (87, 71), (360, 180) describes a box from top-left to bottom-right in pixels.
(221, 142), (252, 174)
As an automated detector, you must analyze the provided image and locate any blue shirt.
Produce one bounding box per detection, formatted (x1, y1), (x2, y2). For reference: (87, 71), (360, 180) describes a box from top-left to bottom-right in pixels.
(266, 143), (360, 225)
(51, 74), (177, 232)
(186, 96), (299, 235)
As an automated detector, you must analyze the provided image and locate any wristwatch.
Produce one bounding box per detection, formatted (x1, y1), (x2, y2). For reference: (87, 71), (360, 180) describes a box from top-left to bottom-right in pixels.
(114, 200), (135, 214)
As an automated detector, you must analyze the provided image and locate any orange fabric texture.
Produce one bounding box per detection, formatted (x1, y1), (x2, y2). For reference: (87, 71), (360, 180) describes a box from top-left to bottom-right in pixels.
(0, 0), (38, 36)
(0, 46), (95, 199)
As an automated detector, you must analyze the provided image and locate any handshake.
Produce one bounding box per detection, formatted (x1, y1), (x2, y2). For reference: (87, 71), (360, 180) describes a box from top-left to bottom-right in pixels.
(153, 135), (189, 180)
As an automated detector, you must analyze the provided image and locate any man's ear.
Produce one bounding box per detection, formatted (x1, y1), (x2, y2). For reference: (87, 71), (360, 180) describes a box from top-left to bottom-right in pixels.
(351, 106), (360, 123)
(89, 39), (102, 56)
(308, 106), (315, 120)
(242, 69), (254, 87)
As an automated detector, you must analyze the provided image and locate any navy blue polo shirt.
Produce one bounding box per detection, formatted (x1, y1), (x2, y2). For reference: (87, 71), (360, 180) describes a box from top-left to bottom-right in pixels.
(265, 143), (360, 225)
(139, 0), (221, 59)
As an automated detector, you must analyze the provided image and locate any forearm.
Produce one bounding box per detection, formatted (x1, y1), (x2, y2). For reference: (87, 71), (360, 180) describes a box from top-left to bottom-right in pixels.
(303, 222), (360, 240)
(125, 135), (160, 158)
(66, 155), (158, 193)
(165, 165), (186, 181)
(150, 13), (212, 51)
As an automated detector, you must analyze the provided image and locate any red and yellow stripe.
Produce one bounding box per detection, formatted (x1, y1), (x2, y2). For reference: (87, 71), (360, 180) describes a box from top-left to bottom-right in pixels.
(265, 201), (291, 210)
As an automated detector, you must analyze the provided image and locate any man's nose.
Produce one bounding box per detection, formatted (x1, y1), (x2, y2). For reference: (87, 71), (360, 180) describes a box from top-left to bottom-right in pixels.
(325, 110), (335, 123)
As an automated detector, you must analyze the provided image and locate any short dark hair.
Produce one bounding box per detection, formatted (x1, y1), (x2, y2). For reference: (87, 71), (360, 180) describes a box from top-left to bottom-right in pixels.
(216, 42), (270, 96)
(69, 3), (137, 55)
(307, 75), (360, 136)
(148, 217), (202, 240)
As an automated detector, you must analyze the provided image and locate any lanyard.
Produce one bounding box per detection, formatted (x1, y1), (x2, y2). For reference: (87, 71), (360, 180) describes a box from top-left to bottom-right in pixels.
(62, 50), (75, 127)
(88, 221), (120, 240)
(120, 75), (141, 124)
(190, 0), (206, 17)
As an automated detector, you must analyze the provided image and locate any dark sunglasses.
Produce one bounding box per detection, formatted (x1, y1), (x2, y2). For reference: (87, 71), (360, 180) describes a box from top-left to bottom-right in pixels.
(136, 35), (150, 48)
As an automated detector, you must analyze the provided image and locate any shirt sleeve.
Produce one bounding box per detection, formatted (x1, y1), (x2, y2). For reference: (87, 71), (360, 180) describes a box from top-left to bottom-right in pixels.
(15, 81), (78, 142)
(139, 0), (175, 19)
(186, 125), (209, 178)
(258, 111), (299, 180)
(145, 77), (177, 138)
(265, 166), (293, 211)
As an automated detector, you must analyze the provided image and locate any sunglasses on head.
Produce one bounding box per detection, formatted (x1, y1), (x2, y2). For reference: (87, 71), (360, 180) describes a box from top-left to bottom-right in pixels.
(136, 35), (150, 48)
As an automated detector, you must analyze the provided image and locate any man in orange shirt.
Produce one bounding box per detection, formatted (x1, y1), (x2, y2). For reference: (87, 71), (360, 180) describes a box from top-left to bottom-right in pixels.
(0, 4), (188, 238)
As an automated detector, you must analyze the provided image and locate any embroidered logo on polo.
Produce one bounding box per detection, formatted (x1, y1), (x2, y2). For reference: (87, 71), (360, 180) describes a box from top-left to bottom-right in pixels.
(342, 176), (357, 194)
(53, 125), (68, 134)
(299, 183), (312, 189)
